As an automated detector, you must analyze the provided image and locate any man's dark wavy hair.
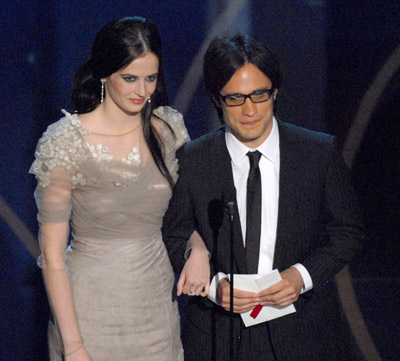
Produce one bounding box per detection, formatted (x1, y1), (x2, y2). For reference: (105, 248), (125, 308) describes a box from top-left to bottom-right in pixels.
(203, 34), (283, 120)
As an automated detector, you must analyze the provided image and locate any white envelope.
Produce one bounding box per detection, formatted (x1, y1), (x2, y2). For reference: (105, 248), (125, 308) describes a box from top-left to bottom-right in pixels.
(229, 270), (296, 327)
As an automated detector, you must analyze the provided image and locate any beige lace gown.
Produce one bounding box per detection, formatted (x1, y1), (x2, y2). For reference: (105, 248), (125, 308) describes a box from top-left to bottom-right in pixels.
(30, 106), (188, 361)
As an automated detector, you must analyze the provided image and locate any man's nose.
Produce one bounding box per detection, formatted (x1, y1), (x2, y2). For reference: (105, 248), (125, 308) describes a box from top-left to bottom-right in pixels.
(241, 98), (257, 116)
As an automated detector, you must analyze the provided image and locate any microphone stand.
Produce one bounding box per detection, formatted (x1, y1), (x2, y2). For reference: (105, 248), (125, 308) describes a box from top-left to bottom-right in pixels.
(227, 201), (235, 361)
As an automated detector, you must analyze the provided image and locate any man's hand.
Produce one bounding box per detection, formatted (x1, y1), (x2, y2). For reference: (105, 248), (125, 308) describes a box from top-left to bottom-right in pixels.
(217, 278), (259, 313)
(258, 267), (304, 307)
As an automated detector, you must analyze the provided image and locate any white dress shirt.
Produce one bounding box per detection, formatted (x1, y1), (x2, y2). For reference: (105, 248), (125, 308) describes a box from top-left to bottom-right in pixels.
(207, 117), (313, 303)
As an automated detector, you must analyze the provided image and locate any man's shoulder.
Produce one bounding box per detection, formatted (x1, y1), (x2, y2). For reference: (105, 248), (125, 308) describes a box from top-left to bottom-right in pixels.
(278, 119), (336, 148)
(190, 127), (225, 146)
(180, 127), (225, 155)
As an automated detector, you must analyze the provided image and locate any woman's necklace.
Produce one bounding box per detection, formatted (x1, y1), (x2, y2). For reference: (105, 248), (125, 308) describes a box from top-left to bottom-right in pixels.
(88, 122), (142, 137)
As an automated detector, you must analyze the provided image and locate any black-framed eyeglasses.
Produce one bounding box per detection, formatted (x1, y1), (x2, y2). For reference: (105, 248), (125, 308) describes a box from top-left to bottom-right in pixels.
(220, 88), (274, 107)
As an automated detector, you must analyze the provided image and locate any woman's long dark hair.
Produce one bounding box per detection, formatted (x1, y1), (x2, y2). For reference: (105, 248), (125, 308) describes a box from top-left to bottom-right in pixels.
(72, 16), (175, 188)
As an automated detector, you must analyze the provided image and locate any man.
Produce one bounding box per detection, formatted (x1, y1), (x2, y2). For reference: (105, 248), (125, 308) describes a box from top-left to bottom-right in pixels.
(162, 34), (365, 360)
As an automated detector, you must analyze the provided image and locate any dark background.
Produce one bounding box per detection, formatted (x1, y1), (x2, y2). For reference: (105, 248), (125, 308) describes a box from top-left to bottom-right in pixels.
(1, 1), (399, 360)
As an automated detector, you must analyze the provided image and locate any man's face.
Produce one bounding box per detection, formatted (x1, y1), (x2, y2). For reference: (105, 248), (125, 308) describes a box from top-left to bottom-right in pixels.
(219, 63), (277, 148)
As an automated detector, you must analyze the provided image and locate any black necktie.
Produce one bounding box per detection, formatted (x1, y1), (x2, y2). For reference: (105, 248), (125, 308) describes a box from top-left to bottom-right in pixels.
(245, 151), (262, 274)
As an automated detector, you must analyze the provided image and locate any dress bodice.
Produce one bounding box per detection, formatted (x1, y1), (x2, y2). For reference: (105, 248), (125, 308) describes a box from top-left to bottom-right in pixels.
(30, 106), (189, 240)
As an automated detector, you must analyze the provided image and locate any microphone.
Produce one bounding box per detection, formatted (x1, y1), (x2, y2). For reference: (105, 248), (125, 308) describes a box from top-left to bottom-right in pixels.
(221, 192), (235, 219)
(226, 201), (235, 221)
(225, 200), (235, 361)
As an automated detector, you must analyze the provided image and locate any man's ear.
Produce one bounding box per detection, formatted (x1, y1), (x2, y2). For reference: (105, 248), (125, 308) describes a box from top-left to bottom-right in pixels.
(273, 89), (278, 101)
(211, 96), (221, 108)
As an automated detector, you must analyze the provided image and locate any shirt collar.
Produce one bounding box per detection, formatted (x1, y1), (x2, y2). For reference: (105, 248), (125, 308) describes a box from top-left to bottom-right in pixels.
(225, 116), (280, 166)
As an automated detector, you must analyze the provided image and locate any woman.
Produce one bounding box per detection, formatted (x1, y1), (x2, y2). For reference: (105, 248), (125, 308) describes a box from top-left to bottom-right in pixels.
(30, 16), (209, 361)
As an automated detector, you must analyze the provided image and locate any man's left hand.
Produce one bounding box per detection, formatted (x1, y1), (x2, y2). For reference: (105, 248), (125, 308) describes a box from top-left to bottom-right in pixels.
(257, 267), (303, 307)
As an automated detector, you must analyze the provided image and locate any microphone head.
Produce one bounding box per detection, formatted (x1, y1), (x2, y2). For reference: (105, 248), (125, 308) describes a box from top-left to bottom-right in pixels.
(226, 201), (235, 216)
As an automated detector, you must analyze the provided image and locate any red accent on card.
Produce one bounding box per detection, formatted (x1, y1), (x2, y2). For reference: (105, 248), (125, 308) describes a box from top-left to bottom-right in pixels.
(250, 305), (263, 319)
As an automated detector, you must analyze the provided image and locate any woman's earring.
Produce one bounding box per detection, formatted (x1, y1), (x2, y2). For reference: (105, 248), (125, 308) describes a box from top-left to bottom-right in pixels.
(101, 80), (105, 103)
(147, 97), (151, 103)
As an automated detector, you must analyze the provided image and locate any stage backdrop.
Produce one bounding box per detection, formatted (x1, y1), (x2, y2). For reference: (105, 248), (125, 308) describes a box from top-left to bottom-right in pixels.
(1, 1), (399, 360)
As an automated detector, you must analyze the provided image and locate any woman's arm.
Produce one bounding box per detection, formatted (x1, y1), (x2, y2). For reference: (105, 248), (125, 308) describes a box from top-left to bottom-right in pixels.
(177, 230), (210, 297)
(37, 167), (91, 360)
(40, 221), (91, 359)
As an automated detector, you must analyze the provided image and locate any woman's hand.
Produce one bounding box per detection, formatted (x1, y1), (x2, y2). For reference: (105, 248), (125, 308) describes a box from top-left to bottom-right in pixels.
(177, 246), (210, 297)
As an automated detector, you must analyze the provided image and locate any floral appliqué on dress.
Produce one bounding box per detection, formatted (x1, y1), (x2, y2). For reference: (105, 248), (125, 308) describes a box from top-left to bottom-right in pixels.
(30, 107), (190, 188)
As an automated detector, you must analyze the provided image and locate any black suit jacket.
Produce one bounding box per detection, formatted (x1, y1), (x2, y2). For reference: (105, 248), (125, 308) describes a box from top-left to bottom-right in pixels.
(162, 120), (365, 361)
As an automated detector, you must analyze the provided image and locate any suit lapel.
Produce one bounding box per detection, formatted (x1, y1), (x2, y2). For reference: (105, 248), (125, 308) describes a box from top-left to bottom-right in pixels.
(209, 129), (248, 274)
(274, 121), (298, 270)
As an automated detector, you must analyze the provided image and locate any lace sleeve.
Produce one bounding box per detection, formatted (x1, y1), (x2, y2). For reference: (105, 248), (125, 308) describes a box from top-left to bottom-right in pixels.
(153, 106), (190, 153)
(29, 116), (85, 223)
(153, 106), (190, 182)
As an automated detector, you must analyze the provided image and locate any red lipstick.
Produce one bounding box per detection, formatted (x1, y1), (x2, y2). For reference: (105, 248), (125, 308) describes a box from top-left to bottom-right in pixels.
(128, 98), (145, 104)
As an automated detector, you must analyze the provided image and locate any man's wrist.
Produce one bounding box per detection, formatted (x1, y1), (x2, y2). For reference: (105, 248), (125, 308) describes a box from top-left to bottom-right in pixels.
(207, 272), (227, 304)
(292, 263), (313, 293)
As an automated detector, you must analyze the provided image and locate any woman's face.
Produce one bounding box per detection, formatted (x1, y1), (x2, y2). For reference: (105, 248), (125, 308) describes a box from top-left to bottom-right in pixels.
(104, 52), (159, 114)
